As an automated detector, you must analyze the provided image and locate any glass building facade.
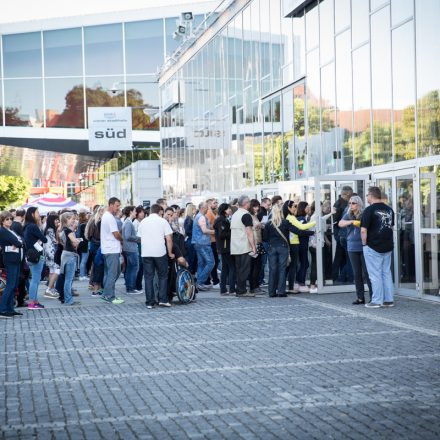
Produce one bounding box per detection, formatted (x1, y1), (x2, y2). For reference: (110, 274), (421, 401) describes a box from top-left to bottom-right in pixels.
(160, 0), (440, 300)
(0, 15), (205, 130)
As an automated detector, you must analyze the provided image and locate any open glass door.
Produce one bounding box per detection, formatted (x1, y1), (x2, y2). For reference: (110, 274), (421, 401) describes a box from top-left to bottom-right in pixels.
(314, 174), (371, 293)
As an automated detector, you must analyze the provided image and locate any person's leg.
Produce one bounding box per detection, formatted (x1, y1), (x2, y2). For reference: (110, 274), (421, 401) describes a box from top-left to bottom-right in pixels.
(220, 253), (229, 293)
(17, 263), (29, 306)
(55, 273), (65, 302)
(309, 247), (317, 286)
(235, 253), (251, 295)
(124, 252), (139, 291)
(259, 242), (269, 284)
(277, 247), (289, 295)
(196, 245), (214, 285)
(382, 251), (394, 303)
(227, 254), (236, 293)
(194, 245), (206, 284)
(268, 247), (277, 296)
(63, 259), (76, 305)
(348, 252), (365, 302)
(136, 248), (143, 290)
(143, 257), (155, 306)
(287, 245), (296, 290)
(28, 259), (44, 303)
(1, 263), (20, 313)
(360, 252), (373, 302)
(296, 247), (307, 285)
(363, 246), (384, 305)
(210, 242), (220, 285)
(102, 254), (120, 300)
(79, 251), (89, 278)
(332, 240), (345, 281)
(155, 255), (169, 304)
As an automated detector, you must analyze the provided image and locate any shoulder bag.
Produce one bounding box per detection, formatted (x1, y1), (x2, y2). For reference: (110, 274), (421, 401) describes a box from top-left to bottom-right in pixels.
(272, 222), (291, 266)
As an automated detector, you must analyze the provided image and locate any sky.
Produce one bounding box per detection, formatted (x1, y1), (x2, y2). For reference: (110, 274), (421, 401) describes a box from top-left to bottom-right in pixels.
(0, 0), (208, 24)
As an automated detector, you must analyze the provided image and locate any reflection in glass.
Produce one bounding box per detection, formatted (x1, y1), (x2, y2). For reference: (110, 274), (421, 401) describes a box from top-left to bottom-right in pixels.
(351, 0), (369, 47)
(165, 17), (179, 56)
(392, 21), (416, 162)
(4, 79), (44, 127)
(294, 84), (306, 179)
(319, 0), (334, 64)
(321, 63), (337, 174)
(371, 7), (392, 165)
(85, 77), (124, 126)
(335, 0), (351, 32)
(307, 49), (320, 177)
(283, 89), (294, 179)
(420, 166), (440, 229)
(254, 131), (263, 185)
(391, 0), (413, 26)
(127, 75), (159, 130)
(422, 234), (440, 296)
(260, 0), (271, 94)
(352, 44), (371, 168)
(293, 12), (305, 79)
(335, 30), (353, 171)
(250, 0), (260, 97)
(272, 96), (283, 181)
(416, 0), (440, 157)
(281, 5), (293, 84)
(45, 78), (84, 128)
(125, 20), (164, 74)
(44, 28), (82, 77)
(3, 32), (42, 78)
(396, 177), (416, 289)
(271, 0), (282, 90)
(305, 2), (319, 51)
(263, 100), (272, 183)
(84, 24), (123, 75)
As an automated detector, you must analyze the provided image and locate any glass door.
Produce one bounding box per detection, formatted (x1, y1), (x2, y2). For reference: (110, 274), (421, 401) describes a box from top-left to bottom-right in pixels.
(314, 174), (371, 293)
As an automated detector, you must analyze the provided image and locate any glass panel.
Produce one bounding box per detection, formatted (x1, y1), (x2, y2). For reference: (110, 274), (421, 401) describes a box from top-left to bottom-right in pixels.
(165, 17), (179, 57)
(254, 130), (263, 185)
(335, 0), (350, 32)
(371, 0), (387, 11)
(396, 177), (416, 289)
(250, 0), (260, 96)
(294, 84), (306, 179)
(392, 21), (416, 162)
(352, 44), (371, 168)
(125, 20), (164, 74)
(320, 0), (334, 64)
(281, 7), (293, 84)
(271, 0), (282, 90)
(3, 32), (42, 78)
(416, 0), (440, 157)
(243, 6), (252, 89)
(391, 0), (413, 26)
(319, 182), (333, 285)
(263, 100), (272, 183)
(420, 165), (440, 229)
(305, 2), (319, 51)
(126, 75), (159, 130)
(321, 62), (337, 174)
(260, 0), (271, 94)
(84, 24), (123, 75)
(307, 49), (321, 177)
(45, 78), (84, 128)
(371, 7), (392, 165)
(43, 28), (82, 77)
(0, 85), (2, 126)
(422, 234), (440, 297)
(4, 79), (44, 126)
(335, 30), (353, 171)
(283, 89), (294, 179)
(376, 178), (393, 206)
(351, 0), (369, 47)
(85, 77), (124, 126)
(293, 12), (305, 79)
(273, 96), (283, 181)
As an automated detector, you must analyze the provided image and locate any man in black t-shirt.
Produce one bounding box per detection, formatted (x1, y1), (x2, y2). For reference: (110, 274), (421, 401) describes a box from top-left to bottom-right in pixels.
(361, 186), (395, 308)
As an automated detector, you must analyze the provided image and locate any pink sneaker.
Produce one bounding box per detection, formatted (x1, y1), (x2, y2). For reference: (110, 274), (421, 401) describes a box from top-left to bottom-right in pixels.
(28, 303), (45, 310)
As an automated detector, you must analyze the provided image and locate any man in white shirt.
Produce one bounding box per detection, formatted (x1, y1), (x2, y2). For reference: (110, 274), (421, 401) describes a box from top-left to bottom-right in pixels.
(137, 203), (174, 308)
(100, 197), (124, 305)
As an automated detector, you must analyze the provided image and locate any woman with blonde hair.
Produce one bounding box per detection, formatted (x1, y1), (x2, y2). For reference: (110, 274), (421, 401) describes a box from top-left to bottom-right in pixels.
(87, 206), (105, 295)
(339, 195), (373, 304)
(263, 204), (314, 297)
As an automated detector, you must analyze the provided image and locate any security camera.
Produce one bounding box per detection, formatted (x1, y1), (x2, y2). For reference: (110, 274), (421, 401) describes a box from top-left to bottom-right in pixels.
(177, 24), (186, 35)
(181, 12), (193, 21)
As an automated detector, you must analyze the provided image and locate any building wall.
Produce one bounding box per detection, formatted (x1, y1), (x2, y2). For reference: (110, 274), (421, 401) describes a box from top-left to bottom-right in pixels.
(160, 0), (440, 198)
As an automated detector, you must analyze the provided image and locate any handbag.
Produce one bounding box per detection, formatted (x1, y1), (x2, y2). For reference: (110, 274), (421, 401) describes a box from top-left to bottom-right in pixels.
(273, 223), (291, 266)
(26, 247), (41, 264)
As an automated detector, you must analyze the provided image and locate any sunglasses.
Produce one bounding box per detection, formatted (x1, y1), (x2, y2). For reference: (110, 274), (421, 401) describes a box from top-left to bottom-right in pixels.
(349, 202), (358, 205)
(4, 217), (13, 221)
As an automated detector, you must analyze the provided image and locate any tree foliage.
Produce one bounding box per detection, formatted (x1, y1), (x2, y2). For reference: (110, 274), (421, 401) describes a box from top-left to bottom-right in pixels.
(0, 176), (31, 210)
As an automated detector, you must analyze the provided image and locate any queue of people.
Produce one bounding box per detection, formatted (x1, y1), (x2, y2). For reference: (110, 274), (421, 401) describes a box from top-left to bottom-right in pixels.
(0, 185), (395, 318)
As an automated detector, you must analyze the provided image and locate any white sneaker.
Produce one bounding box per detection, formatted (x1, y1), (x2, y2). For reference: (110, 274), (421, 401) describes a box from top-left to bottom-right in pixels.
(298, 285), (309, 293)
(79, 276), (89, 282)
(126, 290), (141, 295)
(309, 287), (318, 294)
(44, 289), (59, 299)
(211, 283), (220, 289)
(134, 289), (144, 294)
(158, 302), (171, 307)
(294, 283), (299, 291)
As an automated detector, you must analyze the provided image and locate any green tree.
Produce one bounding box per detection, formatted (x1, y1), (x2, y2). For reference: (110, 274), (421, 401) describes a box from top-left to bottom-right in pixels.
(0, 176), (31, 210)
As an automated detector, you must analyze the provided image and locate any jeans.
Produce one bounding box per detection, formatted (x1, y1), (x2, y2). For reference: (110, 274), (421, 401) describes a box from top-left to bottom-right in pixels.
(123, 251), (139, 291)
(348, 251), (373, 302)
(28, 258), (44, 302)
(135, 243), (143, 290)
(234, 253), (251, 295)
(259, 242), (269, 283)
(79, 251), (89, 277)
(249, 254), (262, 291)
(63, 257), (77, 305)
(207, 242), (220, 285)
(185, 239), (197, 274)
(194, 244), (215, 285)
(287, 244), (299, 289)
(296, 244), (309, 285)
(363, 246), (394, 304)
(56, 273), (65, 302)
(102, 253), (121, 300)
(309, 247), (317, 285)
(143, 255), (168, 305)
(220, 253), (236, 293)
(0, 262), (20, 313)
(268, 245), (289, 296)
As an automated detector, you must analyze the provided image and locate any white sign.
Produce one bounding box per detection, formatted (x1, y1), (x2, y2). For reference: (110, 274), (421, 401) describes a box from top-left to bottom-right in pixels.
(88, 107), (132, 151)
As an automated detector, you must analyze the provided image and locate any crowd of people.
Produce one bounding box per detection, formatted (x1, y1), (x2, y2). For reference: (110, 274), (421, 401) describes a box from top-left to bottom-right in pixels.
(0, 186), (395, 318)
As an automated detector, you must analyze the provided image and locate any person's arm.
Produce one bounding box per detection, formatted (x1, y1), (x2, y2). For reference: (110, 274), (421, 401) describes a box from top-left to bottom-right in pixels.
(6, 231), (23, 248)
(108, 216), (122, 242)
(112, 231), (122, 241)
(338, 214), (353, 228)
(33, 224), (48, 243)
(284, 220), (314, 237)
(198, 216), (214, 235)
(245, 226), (257, 254)
(124, 222), (139, 242)
(288, 215), (316, 230)
(165, 234), (175, 259)
(361, 227), (367, 246)
(360, 208), (370, 246)
(68, 231), (81, 249)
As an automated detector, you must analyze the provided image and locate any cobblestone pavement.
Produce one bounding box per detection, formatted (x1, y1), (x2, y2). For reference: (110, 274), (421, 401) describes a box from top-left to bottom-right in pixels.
(1, 279), (439, 439)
